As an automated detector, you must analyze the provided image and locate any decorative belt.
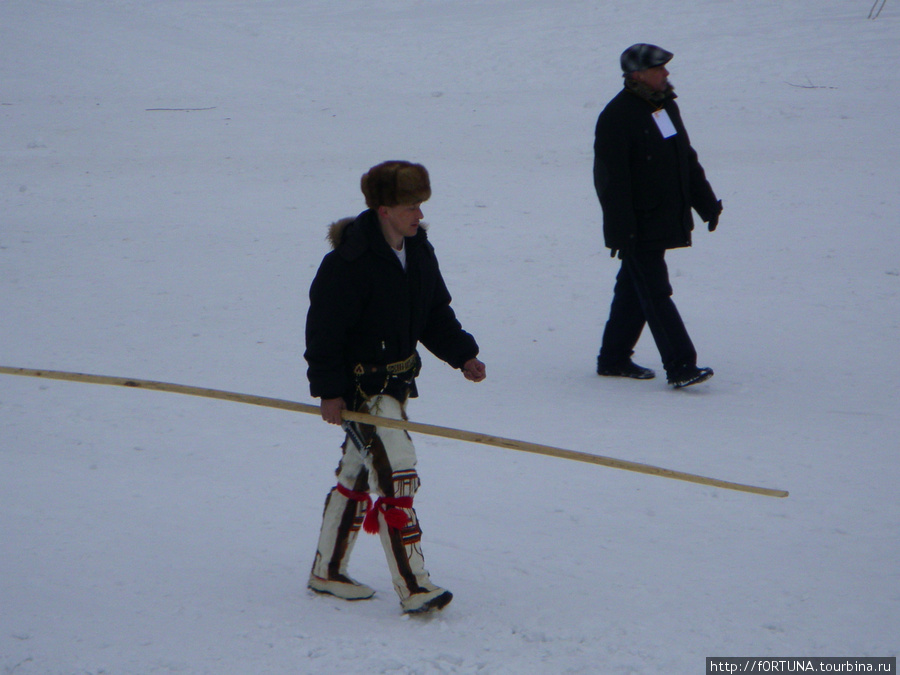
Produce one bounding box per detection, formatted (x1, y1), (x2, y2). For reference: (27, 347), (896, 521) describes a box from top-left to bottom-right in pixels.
(353, 353), (419, 377)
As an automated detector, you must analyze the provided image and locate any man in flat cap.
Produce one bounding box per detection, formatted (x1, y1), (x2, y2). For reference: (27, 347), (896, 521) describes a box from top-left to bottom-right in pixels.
(593, 43), (722, 388)
(304, 160), (486, 614)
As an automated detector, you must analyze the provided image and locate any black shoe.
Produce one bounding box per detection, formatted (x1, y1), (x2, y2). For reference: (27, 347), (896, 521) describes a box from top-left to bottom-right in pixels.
(667, 365), (714, 389)
(598, 360), (656, 380)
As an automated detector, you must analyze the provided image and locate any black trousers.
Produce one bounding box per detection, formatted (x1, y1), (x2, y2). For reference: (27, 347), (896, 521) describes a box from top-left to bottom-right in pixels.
(598, 248), (697, 374)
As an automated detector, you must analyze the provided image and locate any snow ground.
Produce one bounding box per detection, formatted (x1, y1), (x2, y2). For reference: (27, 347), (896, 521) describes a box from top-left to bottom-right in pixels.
(2, 1), (898, 673)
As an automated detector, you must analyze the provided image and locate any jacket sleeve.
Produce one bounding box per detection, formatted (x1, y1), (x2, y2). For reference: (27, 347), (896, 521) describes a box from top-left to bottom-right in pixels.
(418, 255), (479, 370)
(669, 101), (719, 221)
(593, 101), (637, 250)
(304, 253), (364, 399)
(687, 147), (719, 222)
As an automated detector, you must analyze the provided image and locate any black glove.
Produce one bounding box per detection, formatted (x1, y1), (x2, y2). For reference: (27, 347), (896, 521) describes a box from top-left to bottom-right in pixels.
(707, 199), (723, 232)
(610, 238), (636, 260)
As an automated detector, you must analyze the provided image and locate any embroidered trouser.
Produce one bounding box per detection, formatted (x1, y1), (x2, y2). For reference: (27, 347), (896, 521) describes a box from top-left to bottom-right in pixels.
(310, 395), (441, 605)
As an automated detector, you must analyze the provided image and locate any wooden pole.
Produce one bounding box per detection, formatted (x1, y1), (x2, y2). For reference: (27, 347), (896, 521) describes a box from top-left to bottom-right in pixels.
(0, 365), (788, 498)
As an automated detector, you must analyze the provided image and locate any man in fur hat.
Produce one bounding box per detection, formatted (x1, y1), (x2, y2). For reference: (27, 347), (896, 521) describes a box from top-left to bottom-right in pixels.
(304, 160), (486, 614)
(593, 43), (722, 388)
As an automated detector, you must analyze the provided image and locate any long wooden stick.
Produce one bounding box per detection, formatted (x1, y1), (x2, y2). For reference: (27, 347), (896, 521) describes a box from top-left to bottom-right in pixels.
(0, 365), (788, 498)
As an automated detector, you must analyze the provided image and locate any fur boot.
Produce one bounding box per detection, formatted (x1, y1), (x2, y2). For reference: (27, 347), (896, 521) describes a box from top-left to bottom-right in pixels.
(364, 397), (452, 613)
(376, 471), (452, 613)
(308, 482), (375, 600)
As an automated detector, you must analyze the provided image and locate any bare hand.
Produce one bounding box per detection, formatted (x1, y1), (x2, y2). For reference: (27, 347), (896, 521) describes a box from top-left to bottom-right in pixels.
(462, 358), (486, 382)
(320, 397), (346, 425)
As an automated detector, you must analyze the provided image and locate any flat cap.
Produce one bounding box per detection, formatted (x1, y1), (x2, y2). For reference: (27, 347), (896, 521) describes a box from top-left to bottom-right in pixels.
(620, 43), (673, 74)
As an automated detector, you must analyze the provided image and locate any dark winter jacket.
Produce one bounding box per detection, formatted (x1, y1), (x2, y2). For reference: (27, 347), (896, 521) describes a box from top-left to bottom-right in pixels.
(304, 209), (479, 402)
(593, 84), (719, 251)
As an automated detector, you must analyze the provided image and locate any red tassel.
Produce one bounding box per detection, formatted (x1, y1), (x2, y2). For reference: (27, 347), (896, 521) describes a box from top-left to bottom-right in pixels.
(363, 496), (414, 534)
(363, 510), (380, 535)
(336, 483), (414, 534)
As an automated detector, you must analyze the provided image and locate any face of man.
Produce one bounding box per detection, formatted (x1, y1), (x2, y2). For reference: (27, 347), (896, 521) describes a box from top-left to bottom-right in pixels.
(633, 65), (670, 92)
(378, 203), (423, 249)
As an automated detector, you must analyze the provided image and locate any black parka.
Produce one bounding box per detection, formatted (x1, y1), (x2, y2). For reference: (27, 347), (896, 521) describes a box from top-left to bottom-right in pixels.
(304, 209), (479, 402)
(593, 85), (719, 251)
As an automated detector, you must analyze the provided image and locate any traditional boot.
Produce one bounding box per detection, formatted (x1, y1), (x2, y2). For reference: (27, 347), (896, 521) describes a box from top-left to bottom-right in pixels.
(376, 470), (452, 614)
(308, 482), (375, 600)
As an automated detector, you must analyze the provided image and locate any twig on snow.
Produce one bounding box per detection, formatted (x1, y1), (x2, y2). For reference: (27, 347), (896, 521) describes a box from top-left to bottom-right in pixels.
(784, 77), (837, 90)
(145, 107), (217, 112)
(869, 0), (887, 19)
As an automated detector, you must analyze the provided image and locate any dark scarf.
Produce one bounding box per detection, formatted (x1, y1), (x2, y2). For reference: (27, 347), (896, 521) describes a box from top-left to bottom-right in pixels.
(624, 77), (676, 105)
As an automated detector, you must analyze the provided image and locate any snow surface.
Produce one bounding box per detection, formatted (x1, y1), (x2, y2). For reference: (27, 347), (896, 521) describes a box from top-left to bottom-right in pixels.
(2, 1), (899, 673)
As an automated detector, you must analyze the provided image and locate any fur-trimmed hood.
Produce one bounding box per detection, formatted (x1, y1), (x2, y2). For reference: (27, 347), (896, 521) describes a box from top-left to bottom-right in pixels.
(326, 217), (355, 250)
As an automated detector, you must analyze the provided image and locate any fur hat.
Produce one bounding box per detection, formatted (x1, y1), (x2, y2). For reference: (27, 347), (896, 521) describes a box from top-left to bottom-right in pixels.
(360, 161), (431, 209)
(620, 43), (673, 74)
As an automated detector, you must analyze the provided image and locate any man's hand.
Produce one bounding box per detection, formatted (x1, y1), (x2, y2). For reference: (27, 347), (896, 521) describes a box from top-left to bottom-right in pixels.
(610, 240), (635, 259)
(320, 397), (346, 425)
(707, 199), (723, 232)
(462, 358), (486, 382)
